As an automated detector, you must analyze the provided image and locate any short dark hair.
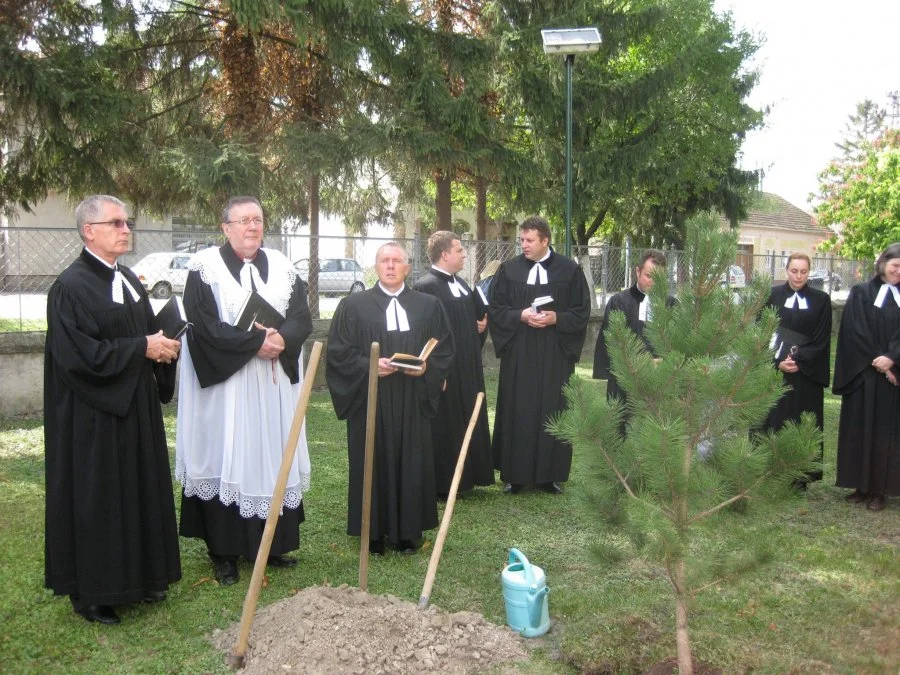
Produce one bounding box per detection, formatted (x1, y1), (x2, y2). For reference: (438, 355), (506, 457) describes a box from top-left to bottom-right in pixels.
(637, 249), (666, 272)
(427, 230), (460, 263)
(519, 215), (551, 242)
(222, 196), (262, 224)
(875, 243), (900, 277)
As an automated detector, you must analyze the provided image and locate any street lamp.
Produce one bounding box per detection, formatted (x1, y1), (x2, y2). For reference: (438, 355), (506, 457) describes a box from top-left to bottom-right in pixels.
(541, 27), (601, 258)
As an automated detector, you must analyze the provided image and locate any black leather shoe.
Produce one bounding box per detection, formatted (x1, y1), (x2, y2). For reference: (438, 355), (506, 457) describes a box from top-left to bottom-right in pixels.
(143, 590), (167, 603)
(266, 555), (298, 568)
(541, 482), (563, 494)
(395, 538), (422, 555)
(368, 539), (385, 556)
(212, 557), (239, 586)
(75, 604), (120, 625)
(503, 483), (522, 494)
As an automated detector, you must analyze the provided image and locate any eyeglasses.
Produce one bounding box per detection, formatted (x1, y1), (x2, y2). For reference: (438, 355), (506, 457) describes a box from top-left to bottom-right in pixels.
(89, 218), (133, 229)
(226, 216), (264, 227)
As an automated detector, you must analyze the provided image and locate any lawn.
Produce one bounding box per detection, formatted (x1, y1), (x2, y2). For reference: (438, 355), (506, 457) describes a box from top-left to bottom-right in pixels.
(0, 364), (897, 674)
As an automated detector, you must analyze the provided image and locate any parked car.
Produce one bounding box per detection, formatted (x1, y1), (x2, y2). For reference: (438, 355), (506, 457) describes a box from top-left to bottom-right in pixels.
(720, 264), (746, 289)
(294, 258), (366, 295)
(131, 252), (193, 299)
(808, 268), (842, 291)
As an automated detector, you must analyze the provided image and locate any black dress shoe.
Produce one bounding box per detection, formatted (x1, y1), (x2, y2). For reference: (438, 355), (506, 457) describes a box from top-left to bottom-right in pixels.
(394, 538), (422, 555)
(211, 557), (239, 586)
(503, 483), (522, 494)
(368, 539), (385, 556)
(143, 590), (167, 603)
(74, 604), (120, 625)
(266, 555), (298, 568)
(541, 482), (563, 494)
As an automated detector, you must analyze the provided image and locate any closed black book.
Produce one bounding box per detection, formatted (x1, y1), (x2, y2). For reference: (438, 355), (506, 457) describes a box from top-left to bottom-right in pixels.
(531, 295), (554, 313)
(235, 290), (284, 330)
(152, 295), (191, 339)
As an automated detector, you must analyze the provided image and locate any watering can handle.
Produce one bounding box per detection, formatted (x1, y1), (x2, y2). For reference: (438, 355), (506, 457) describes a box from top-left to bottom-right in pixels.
(507, 548), (536, 585)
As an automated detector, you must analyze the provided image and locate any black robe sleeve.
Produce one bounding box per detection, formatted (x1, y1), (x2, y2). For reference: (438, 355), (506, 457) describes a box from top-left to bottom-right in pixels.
(593, 292), (628, 379)
(793, 292), (832, 388)
(275, 278), (313, 384)
(182, 269), (267, 388)
(45, 282), (148, 418)
(833, 281), (882, 394)
(487, 263), (522, 358)
(325, 297), (372, 420)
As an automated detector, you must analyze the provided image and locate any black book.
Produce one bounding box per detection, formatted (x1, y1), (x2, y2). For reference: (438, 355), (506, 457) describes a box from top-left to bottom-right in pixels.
(772, 326), (808, 361)
(473, 285), (489, 319)
(531, 295), (554, 313)
(235, 290), (284, 330)
(152, 295), (192, 339)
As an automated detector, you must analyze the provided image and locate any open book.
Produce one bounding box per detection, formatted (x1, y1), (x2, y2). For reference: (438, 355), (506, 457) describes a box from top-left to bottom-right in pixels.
(152, 295), (192, 339)
(235, 290), (284, 331)
(389, 337), (439, 371)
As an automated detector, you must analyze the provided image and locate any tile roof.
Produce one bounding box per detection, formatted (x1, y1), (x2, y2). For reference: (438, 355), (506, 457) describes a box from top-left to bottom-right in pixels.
(723, 193), (831, 234)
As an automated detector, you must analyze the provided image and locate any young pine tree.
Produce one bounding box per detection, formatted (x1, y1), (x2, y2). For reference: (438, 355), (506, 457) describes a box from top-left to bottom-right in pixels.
(550, 213), (821, 674)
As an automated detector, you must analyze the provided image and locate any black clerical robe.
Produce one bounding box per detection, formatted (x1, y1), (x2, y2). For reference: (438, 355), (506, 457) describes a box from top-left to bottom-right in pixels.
(593, 285), (654, 401)
(763, 283), (831, 481)
(178, 244), (312, 559)
(326, 286), (454, 544)
(833, 276), (900, 496)
(488, 252), (591, 484)
(44, 249), (181, 606)
(414, 269), (494, 494)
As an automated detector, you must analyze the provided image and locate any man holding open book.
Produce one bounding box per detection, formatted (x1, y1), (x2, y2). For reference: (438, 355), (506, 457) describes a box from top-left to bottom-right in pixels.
(488, 216), (591, 494)
(326, 242), (454, 555)
(175, 196), (313, 586)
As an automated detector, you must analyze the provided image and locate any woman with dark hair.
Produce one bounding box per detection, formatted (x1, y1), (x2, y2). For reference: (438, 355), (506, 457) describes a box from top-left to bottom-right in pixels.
(763, 252), (832, 489)
(832, 243), (900, 511)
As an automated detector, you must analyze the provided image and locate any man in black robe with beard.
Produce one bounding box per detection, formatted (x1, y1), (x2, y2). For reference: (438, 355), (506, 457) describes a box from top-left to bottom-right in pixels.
(413, 231), (494, 498)
(593, 249), (668, 405)
(327, 242), (454, 554)
(44, 195), (182, 624)
(489, 216), (591, 494)
(762, 252), (831, 488)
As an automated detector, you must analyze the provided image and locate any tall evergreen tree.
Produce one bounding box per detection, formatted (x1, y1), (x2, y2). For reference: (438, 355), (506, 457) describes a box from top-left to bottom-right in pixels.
(550, 212), (820, 673)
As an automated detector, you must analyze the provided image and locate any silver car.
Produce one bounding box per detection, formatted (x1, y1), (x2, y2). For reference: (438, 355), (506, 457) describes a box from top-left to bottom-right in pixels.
(294, 258), (366, 295)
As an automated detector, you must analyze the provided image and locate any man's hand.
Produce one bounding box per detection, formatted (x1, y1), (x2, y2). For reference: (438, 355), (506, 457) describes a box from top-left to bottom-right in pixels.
(146, 330), (181, 363)
(527, 309), (557, 328)
(256, 326), (285, 359)
(779, 356), (799, 373)
(886, 370), (898, 386)
(872, 355), (895, 374)
(402, 361), (426, 377)
(377, 357), (398, 377)
(476, 316), (488, 334)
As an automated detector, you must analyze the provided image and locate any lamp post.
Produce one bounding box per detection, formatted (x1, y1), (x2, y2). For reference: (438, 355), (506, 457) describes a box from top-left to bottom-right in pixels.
(541, 27), (601, 258)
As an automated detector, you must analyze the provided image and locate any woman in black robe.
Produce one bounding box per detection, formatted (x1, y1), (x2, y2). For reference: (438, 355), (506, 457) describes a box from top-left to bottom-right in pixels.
(763, 252), (832, 487)
(832, 243), (900, 511)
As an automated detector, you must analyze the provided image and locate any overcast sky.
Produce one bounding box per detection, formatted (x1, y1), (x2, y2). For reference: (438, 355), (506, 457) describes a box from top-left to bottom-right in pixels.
(713, 0), (899, 214)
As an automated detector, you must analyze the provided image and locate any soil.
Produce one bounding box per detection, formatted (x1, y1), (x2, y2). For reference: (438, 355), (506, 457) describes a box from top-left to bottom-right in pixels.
(211, 584), (530, 674)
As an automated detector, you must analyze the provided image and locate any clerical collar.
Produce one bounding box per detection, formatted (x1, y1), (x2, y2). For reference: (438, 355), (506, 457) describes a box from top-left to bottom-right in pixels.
(430, 265), (456, 279)
(378, 283), (410, 330)
(784, 284), (808, 310)
(526, 249), (552, 285)
(874, 281), (900, 309)
(631, 284), (647, 301)
(377, 282), (406, 297)
(220, 242), (268, 285)
(83, 246), (117, 270)
(81, 247), (141, 304)
(431, 265), (469, 297)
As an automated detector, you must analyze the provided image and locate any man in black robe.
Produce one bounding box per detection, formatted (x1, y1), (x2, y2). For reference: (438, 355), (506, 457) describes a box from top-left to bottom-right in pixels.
(44, 195), (182, 624)
(489, 216), (591, 494)
(327, 242), (454, 553)
(593, 249), (668, 405)
(762, 253), (831, 488)
(413, 231), (493, 498)
(176, 197), (313, 585)
(833, 243), (900, 511)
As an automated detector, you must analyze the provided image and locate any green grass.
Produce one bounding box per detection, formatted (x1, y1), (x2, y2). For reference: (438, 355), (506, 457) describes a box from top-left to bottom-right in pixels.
(1, 366), (898, 673)
(0, 318), (46, 332)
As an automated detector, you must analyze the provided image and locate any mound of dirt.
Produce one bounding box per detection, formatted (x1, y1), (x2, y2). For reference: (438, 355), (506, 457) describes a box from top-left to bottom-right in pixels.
(212, 584), (530, 674)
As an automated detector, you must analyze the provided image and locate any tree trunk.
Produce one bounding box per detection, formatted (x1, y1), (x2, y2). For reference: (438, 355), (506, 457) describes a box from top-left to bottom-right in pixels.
(674, 560), (693, 675)
(434, 170), (452, 232)
(308, 173), (320, 320)
(475, 175), (487, 281)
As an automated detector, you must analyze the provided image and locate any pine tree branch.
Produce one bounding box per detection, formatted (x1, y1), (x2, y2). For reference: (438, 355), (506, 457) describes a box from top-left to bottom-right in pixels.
(688, 490), (750, 524)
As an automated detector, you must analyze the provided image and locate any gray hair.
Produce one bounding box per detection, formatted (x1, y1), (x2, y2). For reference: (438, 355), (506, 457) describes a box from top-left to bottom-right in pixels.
(75, 195), (126, 242)
(375, 241), (410, 264)
(222, 196), (262, 224)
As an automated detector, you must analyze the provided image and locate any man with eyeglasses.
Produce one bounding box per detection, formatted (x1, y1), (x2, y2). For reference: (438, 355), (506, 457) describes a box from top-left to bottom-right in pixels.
(175, 196), (313, 586)
(44, 195), (183, 624)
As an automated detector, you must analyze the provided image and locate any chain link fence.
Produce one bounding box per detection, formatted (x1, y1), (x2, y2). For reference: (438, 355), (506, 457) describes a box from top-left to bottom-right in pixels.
(0, 226), (871, 331)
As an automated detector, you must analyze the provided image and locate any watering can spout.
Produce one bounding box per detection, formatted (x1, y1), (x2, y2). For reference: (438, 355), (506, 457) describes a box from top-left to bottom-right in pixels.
(528, 586), (549, 628)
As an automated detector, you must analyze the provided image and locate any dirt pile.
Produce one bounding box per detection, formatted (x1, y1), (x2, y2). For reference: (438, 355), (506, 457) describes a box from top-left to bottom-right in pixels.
(212, 584), (530, 674)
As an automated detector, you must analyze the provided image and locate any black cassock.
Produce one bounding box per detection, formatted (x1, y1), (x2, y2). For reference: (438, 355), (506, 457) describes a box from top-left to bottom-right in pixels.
(488, 252), (590, 484)
(593, 285), (653, 401)
(833, 276), (900, 496)
(44, 249), (181, 606)
(413, 269), (493, 494)
(326, 286), (454, 543)
(762, 283), (831, 482)
(178, 244), (312, 559)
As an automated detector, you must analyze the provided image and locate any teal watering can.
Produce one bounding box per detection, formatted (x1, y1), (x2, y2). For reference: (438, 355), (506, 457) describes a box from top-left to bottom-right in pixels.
(500, 548), (550, 637)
